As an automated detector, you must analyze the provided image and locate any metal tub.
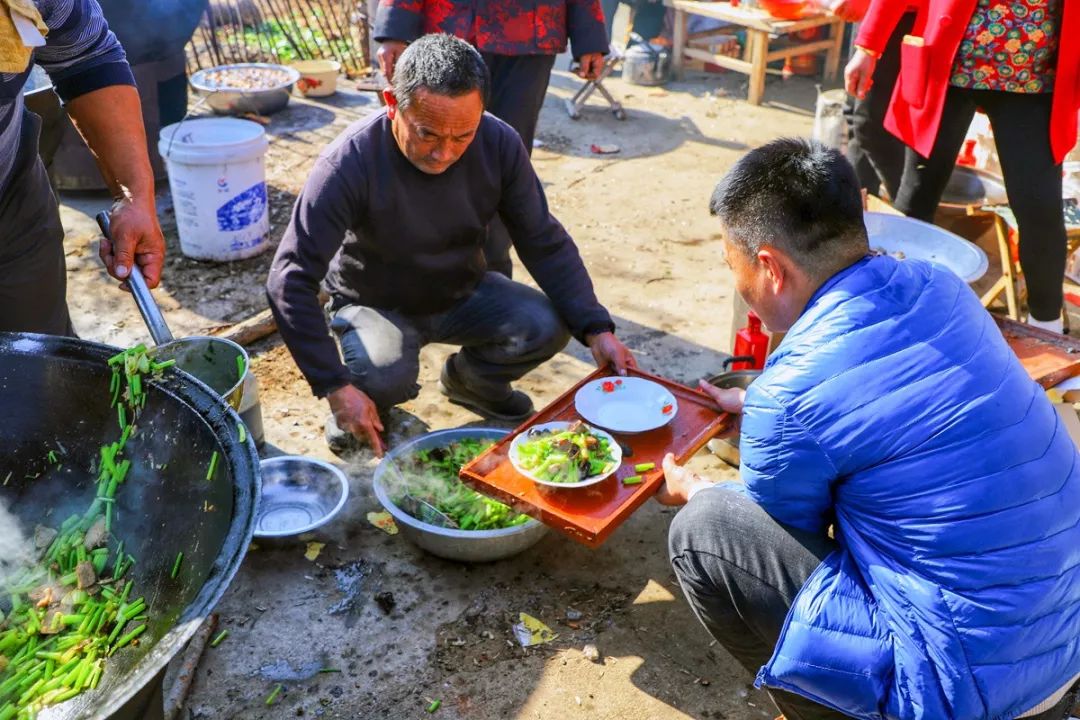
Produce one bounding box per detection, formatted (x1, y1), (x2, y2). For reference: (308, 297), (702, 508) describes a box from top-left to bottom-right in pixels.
(373, 428), (548, 563)
(189, 63), (299, 116)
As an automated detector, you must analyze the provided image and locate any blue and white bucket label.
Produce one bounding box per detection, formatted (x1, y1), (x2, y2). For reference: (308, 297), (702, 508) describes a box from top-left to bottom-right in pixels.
(217, 182), (268, 232)
(164, 155), (271, 261)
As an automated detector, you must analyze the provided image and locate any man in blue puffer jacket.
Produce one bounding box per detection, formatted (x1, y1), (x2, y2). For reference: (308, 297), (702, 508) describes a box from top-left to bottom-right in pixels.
(659, 138), (1080, 720)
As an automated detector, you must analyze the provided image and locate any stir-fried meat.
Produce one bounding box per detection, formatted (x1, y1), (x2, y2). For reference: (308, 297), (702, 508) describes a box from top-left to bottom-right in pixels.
(84, 515), (108, 549)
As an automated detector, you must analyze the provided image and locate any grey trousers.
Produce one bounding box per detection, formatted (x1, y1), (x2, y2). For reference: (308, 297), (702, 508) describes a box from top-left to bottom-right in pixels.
(0, 109), (74, 337)
(330, 272), (570, 409)
(669, 487), (1080, 720)
(669, 486), (843, 719)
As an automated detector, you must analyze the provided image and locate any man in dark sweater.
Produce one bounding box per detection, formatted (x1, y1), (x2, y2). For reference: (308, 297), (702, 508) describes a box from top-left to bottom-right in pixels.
(266, 35), (634, 456)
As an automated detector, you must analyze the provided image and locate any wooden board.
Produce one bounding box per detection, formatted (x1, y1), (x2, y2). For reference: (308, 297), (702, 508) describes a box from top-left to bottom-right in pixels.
(995, 315), (1080, 388)
(459, 368), (732, 547)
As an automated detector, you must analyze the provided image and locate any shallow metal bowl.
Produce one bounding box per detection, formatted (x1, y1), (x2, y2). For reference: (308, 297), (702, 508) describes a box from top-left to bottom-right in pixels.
(255, 456), (349, 537)
(864, 211), (990, 284)
(189, 63), (300, 116)
(373, 428), (548, 563)
(705, 369), (762, 467)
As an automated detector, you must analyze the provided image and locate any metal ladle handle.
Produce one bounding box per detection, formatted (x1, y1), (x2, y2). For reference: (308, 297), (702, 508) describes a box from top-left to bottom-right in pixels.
(95, 211), (174, 345)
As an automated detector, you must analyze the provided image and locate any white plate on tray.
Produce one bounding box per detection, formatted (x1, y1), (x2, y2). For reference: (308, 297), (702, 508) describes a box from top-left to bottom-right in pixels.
(509, 421), (622, 489)
(573, 376), (678, 434)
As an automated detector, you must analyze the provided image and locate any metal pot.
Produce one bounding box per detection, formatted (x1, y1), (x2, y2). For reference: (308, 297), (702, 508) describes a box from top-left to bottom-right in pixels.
(0, 332), (259, 719)
(622, 36), (671, 87)
(96, 214), (263, 445)
(704, 357), (762, 467)
(373, 428), (548, 563)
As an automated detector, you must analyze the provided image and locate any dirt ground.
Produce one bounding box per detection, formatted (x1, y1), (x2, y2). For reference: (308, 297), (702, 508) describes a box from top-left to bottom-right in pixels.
(56, 57), (829, 720)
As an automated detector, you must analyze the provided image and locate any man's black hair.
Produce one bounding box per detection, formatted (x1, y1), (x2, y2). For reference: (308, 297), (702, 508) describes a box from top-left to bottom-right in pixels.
(393, 34), (489, 109)
(710, 138), (869, 278)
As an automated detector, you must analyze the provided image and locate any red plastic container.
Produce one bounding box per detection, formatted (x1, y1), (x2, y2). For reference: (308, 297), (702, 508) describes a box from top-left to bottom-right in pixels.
(757, 0), (810, 20)
(732, 311), (769, 370)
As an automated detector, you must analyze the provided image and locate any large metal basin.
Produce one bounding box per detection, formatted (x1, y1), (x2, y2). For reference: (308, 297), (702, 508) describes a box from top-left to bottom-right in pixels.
(864, 211), (990, 284)
(373, 428), (548, 563)
(189, 63), (299, 116)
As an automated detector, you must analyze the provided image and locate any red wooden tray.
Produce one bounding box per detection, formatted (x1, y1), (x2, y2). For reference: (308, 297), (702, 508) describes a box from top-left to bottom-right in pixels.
(459, 368), (732, 547)
(994, 315), (1080, 388)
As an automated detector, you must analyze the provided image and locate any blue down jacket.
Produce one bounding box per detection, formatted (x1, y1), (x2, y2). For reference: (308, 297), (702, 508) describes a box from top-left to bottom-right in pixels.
(741, 256), (1080, 719)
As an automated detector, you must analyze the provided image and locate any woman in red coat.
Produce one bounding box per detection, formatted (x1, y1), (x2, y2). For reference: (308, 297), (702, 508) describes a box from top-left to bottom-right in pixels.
(846, 0), (1079, 332)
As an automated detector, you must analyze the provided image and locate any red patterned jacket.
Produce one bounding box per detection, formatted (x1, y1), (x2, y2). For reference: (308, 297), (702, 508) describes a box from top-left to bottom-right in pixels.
(374, 0), (608, 58)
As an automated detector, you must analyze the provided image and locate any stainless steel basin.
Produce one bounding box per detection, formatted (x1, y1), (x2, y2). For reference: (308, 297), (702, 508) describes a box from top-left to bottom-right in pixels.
(373, 428), (548, 563)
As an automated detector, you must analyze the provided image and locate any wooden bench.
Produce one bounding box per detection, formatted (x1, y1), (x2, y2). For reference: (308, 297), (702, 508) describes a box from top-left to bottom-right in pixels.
(665, 0), (846, 105)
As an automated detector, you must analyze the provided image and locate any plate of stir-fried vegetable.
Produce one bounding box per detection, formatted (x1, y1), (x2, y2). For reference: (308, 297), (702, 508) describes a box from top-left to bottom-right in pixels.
(509, 421), (622, 488)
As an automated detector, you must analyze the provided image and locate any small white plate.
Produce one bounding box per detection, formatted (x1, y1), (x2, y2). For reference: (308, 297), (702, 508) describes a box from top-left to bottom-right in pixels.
(574, 377), (678, 434)
(509, 421), (622, 489)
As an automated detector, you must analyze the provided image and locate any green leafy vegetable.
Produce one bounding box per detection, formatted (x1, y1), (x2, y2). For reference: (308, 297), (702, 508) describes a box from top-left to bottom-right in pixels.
(393, 440), (530, 531)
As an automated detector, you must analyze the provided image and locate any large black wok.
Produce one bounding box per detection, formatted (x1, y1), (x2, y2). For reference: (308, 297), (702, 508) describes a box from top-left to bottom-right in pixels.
(0, 333), (260, 720)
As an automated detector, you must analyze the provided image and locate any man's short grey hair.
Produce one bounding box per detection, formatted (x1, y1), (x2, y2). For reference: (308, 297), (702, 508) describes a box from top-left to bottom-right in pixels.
(710, 138), (869, 279)
(392, 34), (489, 110)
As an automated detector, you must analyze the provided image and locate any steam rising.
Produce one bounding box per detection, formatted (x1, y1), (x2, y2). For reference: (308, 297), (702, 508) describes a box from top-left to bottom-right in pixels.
(0, 501), (34, 590)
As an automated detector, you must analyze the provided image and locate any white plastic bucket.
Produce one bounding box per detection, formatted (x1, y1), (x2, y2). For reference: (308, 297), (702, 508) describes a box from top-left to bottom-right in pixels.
(158, 118), (271, 261)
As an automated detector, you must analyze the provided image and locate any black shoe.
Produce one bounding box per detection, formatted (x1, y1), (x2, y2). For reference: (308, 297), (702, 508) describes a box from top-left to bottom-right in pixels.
(438, 358), (535, 422)
(324, 413), (362, 456)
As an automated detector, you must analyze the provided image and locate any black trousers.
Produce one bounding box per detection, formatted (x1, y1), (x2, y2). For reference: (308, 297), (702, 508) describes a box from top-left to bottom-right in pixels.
(0, 109), (73, 337)
(479, 53), (557, 278)
(893, 88), (1067, 321)
(845, 12), (916, 200)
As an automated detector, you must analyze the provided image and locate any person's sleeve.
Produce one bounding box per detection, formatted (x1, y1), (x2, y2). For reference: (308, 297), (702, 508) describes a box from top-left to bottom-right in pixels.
(373, 0), (424, 43)
(266, 155), (361, 398)
(854, 0), (920, 57)
(34, 0), (135, 103)
(739, 384), (838, 534)
(566, 0), (609, 58)
(497, 135), (614, 342)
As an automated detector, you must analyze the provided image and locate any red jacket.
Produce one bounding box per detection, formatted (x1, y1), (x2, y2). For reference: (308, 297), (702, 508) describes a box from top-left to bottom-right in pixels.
(374, 0), (608, 58)
(856, 0), (1080, 163)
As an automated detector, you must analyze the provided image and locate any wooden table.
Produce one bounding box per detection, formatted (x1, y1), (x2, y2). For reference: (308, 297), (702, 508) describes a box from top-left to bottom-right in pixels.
(970, 200), (1080, 324)
(666, 1), (846, 105)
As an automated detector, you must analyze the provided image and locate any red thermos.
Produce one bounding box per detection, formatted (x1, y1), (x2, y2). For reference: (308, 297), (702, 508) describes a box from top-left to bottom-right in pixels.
(732, 311), (768, 370)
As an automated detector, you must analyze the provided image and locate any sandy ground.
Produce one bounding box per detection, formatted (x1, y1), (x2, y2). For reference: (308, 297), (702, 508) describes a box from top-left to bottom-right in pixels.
(55, 59), (829, 720)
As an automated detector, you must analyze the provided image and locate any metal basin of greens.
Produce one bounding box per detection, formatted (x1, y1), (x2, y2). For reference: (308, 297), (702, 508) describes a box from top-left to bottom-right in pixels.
(372, 429), (547, 563)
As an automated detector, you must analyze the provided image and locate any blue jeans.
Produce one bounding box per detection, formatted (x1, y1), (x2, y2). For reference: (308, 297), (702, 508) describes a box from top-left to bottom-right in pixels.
(330, 272), (570, 409)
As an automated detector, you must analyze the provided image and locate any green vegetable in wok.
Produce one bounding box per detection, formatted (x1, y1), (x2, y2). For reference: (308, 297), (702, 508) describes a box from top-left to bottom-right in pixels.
(515, 422), (616, 484)
(0, 345), (162, 719)
(392, 440), (530, 531)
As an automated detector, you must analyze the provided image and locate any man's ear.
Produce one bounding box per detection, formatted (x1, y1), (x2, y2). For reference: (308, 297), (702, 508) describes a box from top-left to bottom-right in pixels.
(383, 88), (398, 118)
(757, 247), (786, 294)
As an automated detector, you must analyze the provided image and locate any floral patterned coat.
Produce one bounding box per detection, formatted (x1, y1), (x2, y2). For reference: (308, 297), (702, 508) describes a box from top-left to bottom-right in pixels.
(856, 0), (1079, 163)
(374, 0), (609, 58)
